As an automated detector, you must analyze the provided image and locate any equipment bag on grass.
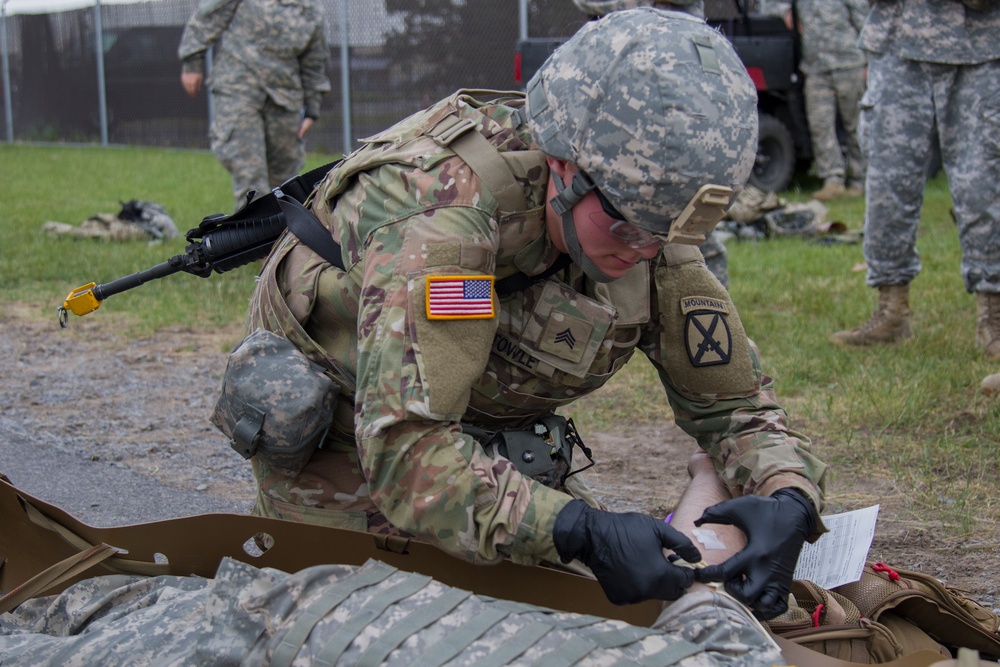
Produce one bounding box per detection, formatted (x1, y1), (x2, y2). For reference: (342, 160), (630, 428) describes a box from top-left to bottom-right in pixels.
(765, 561), (1000, 664)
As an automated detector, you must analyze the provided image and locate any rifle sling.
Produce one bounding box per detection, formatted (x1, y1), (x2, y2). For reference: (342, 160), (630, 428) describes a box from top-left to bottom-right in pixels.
(277, 196), (345, 270)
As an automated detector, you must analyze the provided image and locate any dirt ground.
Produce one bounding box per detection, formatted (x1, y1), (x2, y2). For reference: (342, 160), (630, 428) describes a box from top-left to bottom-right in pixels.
(1, 304), (997, 613)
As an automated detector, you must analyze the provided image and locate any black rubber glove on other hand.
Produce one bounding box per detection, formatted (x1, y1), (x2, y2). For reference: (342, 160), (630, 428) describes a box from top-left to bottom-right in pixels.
(552, 500), (702, 605)
(693, 488), (819, 620)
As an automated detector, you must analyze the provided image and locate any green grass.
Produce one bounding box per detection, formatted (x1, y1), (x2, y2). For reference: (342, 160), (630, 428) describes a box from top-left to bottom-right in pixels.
(1, 144), (996, 535)
(0, 144), (339, 336)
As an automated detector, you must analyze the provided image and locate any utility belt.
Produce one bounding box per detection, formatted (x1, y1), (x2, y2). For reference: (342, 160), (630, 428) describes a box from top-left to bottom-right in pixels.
(211, 330), (594, 489)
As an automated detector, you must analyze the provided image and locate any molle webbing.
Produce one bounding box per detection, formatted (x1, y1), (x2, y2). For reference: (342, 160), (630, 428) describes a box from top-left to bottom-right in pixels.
(264, 559), (695, 666)
(313, 573), (435, 666)
(351, 587), (472, 666)
(419, 605), (517, 667)
(269, 562), (398, 667)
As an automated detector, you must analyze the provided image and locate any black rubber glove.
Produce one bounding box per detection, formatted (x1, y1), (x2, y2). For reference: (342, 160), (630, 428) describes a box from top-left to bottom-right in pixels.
(552, 500), (702, 605)
(692, 488), (819, 620)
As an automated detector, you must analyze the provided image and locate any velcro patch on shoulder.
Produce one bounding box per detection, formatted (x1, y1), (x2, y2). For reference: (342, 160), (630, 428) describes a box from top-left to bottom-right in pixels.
(681, 295), (732, 367)
(655, 263), (758, 397)
(425, 275), (496, 320)
(684, 306), (732, 367)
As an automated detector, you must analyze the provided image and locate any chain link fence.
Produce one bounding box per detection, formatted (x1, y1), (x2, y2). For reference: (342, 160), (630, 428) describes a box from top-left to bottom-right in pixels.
(0, 0), (588, 155)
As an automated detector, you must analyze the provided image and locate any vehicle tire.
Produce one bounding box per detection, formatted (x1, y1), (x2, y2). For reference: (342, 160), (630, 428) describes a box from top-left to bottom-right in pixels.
(749, 113), (796, 192)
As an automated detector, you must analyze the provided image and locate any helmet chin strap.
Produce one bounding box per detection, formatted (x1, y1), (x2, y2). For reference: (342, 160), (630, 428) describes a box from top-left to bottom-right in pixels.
(550, 170), (616, 283)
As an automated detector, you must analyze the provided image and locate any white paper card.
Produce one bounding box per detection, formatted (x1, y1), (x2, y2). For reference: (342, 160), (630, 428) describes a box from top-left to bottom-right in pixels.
(792, 504), (879, 589)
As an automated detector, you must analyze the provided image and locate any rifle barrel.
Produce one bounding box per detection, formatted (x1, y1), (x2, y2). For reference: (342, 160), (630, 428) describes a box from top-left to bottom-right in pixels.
(93, 258), (183, 301)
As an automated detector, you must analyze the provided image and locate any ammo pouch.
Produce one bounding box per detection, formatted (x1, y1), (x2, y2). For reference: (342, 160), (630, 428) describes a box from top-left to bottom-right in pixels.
(211, 328), (340, 477)
(464, 415), (594, 489)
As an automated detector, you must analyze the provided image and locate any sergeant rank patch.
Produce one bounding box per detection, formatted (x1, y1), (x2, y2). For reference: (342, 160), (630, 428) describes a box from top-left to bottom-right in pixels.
(426, 275), (496, 320)
(680, 296), (732, 367)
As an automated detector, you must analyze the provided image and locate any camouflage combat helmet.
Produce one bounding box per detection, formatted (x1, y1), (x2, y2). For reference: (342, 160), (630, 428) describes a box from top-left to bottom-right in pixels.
(524, 8), (757, 280)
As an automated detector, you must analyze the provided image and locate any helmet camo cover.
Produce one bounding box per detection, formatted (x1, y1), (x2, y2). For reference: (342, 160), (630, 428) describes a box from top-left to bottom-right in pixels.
(525, 8), (758, 234)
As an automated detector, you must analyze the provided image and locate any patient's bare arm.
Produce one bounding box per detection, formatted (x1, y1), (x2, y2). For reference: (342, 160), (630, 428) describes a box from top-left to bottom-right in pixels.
(667, 450), (746, 569)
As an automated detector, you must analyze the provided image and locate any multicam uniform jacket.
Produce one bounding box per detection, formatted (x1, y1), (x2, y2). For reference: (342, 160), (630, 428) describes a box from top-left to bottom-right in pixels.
(245, 91), (827, 568)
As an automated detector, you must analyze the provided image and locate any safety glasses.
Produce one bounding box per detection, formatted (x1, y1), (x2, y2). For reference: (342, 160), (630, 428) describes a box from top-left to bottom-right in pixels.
(592, 186), (666, 249)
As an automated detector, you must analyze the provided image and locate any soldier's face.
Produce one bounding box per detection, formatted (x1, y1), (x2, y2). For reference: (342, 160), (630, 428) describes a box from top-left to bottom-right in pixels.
(545, 159), (660, 279)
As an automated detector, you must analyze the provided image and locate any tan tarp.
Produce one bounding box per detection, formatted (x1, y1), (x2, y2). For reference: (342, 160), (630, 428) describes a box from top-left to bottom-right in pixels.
(0, 472), (661, 626)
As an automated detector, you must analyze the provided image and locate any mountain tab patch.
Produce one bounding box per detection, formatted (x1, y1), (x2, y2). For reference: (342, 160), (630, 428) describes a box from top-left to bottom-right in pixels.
(681, 296), (732, 367)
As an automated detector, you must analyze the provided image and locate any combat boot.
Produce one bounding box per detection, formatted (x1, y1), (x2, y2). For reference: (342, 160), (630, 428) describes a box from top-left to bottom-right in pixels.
(812, 181), (846, 202)
(830, 284), (912, 347)
(976, 292), (1000, 360)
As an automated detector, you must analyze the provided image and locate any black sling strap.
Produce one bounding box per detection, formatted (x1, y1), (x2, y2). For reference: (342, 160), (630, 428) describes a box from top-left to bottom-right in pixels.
(278, 160), (342, 203)
(273, 161), (346, 270)
(276, 195), (345, 270)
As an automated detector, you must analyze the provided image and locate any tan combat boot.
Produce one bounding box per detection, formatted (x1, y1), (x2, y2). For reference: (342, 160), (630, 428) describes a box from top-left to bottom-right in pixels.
(812, 181), (846, 201)
(976, 292), (1000, 360)
(830, 284), (912, 346)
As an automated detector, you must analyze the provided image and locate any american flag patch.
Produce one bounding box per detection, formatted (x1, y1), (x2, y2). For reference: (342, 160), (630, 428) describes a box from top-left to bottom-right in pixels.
(425, 275), (495, 320)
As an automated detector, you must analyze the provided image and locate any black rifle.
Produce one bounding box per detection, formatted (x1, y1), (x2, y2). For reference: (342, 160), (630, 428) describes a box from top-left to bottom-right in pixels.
(58, 164), (342, 328)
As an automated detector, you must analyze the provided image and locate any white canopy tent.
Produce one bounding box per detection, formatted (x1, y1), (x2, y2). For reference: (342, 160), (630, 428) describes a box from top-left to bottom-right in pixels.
(2, 0), (155, 15)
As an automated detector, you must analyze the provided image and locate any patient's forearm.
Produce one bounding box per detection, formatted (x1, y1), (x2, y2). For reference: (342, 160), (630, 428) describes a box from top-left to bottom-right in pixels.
(668, 451), (746, 567)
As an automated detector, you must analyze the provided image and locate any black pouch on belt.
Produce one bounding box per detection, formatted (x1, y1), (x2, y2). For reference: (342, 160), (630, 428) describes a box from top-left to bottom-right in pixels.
(465, 415), (594, 489)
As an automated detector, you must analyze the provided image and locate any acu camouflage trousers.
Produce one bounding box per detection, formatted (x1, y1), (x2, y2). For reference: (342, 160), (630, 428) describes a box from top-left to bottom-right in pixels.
(210, 88), (305, 210)
(805, 65), (867, 186)
(860, 52), (1000, 293)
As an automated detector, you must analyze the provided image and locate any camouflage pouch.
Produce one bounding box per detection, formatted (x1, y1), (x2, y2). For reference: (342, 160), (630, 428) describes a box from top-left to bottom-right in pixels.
(211, 328), (339, 477)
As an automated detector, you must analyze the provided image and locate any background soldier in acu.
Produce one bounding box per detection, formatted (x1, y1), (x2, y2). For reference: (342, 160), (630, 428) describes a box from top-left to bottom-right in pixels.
(779, 0), (869, 202)
(233, 9), (828, 617)
(830, 0), (1000, 356)
(178, 0), (331, 210)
